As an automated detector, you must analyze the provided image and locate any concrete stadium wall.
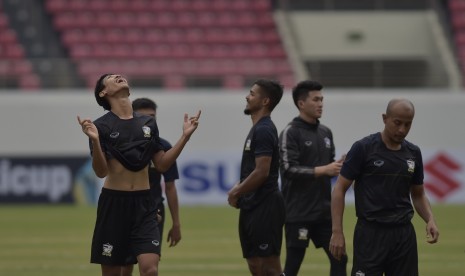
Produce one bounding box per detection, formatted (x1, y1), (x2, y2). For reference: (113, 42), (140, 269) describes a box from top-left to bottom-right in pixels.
(290, 11), (436, 59)
(0, 89), (464, 204)
(0, 89), (463, 154)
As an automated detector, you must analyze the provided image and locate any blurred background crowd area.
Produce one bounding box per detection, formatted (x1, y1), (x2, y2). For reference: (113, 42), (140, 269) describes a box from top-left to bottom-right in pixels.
(1, 0), (464, 92)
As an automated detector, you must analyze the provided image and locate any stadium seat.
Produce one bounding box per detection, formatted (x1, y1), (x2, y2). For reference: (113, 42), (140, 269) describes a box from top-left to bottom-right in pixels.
(0, 7), (40, 89)
(44, 0), (294, 88)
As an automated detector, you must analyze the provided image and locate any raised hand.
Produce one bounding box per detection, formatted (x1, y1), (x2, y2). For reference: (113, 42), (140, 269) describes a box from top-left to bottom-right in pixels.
(183, 110), (201, 138)
(77, 115), (99, 140)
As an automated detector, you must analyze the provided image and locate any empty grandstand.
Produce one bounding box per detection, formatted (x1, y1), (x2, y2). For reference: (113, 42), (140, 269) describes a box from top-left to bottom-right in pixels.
(0, 0), (462, 90)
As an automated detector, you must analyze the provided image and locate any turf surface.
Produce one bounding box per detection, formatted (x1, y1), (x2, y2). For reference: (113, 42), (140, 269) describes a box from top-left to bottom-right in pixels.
(0, 204), (462, 275)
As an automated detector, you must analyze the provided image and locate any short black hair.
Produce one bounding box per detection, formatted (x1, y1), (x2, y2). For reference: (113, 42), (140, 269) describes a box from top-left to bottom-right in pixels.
(254, 79), (283, 112)
(132, 98), (158, 111)
(94, 73), (113, 110)
(292, 80), (323, 108)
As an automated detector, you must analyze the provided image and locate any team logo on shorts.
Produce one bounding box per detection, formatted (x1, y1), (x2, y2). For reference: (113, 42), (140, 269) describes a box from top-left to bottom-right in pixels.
(152, 240), (160, 246)
(102, 243), (113, 257)
(324, 137), (331, 148)
(407, 159), (415, 173)
(355, 271), (365, 276)
(298, 228), (308, 240)
(259, 244), (269, 250)
(142, 125), (151, 138)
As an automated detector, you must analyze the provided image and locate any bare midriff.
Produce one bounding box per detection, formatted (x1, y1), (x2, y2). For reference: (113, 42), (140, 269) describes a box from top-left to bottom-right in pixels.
(103, 158), (150, 191)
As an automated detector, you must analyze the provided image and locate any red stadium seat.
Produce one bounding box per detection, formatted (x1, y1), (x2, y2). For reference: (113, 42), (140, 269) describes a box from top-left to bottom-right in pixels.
(44, 0), (293, 89)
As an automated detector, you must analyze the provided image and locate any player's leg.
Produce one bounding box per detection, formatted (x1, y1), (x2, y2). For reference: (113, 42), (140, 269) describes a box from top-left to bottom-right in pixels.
(351, 220), (386, 276)
(246, 256), (263, 275)
(284, 247), (306, 276)
(120, 264), (134, 276)
(322, 246), (347, 276)
(313, 222), (348, 276)
(261, 255), (284, 276)
(385, 223), (418, 276)
(131, 191), (162, 276)
(137, 253), (160, 276)
(283, 223), (309, 276)
(259, 191), (286, 275)
(240, 191), (285, 276)
(101, 265), (122, 276)
(91, 189), (135, 275)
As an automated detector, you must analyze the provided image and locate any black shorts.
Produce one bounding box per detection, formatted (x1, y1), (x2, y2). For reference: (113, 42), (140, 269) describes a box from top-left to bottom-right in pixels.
(157, 202), (165, 251)
(352, 219), (418, 276)
(239, 190), (286, 259)
(285, 220), (332, 249)
(90, 188), (161, 265)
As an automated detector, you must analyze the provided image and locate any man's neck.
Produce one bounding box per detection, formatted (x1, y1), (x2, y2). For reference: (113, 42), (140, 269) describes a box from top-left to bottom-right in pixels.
(251, 110), (270, 125)
(380, 131), (401, 150)
(110, 97), (133, 119)
(299, 112), (318, 124)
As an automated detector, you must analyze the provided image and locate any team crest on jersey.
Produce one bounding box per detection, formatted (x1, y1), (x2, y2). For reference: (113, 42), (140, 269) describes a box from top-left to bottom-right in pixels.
(324, 137), (331, 148)
(298, 228), (308, 240)
(142, 125), (151, 138)
(245, 139), (251, 151)
(407, 159), (415, 173)
(102, 243), (113, 257)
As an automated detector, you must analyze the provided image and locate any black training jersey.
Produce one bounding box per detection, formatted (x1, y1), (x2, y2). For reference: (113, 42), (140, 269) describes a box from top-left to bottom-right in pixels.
(148, 137), (179, 207)
(279, 117), (335, 223)
(238, 116), (280, 211)
(340, 132), (424, 224)
(90, 111), (163, 172)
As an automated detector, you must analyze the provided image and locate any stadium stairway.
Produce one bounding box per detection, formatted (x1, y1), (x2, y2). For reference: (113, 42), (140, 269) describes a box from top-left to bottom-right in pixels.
(2, 0), (83, 88)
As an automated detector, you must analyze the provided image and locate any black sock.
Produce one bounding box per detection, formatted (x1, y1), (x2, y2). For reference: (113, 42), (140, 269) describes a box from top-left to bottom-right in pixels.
(284, 247), (306, 276)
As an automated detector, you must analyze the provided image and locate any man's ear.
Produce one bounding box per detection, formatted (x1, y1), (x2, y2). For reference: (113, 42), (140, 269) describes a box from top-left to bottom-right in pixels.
(262, 97), (270, 107)
(99, 90), (106, 97)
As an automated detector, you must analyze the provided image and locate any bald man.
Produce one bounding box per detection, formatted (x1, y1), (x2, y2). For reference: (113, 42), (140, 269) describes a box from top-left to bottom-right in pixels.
(329, 99), (439, 276)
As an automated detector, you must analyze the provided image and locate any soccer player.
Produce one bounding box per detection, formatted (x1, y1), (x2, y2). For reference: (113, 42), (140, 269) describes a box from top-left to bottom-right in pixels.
(279, 80), (347, 276)
(227, 79), (286, 276)
(120, 98), (182, 276)
(329, 98), (439, 276)
(77, 74), (200, 276)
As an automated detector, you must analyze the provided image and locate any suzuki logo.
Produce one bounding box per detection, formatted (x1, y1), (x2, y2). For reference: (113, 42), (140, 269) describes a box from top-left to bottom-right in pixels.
(424, 152), (461, 201)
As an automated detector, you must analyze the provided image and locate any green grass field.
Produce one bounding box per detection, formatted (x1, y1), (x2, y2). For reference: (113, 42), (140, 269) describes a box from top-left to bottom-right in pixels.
(0, 204), (463, 275)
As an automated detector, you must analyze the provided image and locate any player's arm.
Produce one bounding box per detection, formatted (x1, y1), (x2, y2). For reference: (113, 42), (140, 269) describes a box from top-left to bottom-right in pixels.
(165, 180), (181, 247)
(329, 174), (352, 260)
(279, 128), (318, 180)
(410, 185), (439, 243)
(152, 111), (201, 172)
(280, 128), (343, 179)
(314, 154), (345, 178)
(90, 139), (108, 178)
(316, 130), (345, 177)
(228, 155), (271, 207)
(77, 116), (108, 178)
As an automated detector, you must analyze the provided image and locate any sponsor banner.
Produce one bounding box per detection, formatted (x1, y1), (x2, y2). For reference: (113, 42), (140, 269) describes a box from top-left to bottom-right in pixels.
(0, 157), (91, 204)
(174, 149), (465, 205)
(1, 149), (464, 204)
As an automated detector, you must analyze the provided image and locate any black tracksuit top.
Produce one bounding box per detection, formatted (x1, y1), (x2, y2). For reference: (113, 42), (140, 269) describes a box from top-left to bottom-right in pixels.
(279, 117), (336, 223)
